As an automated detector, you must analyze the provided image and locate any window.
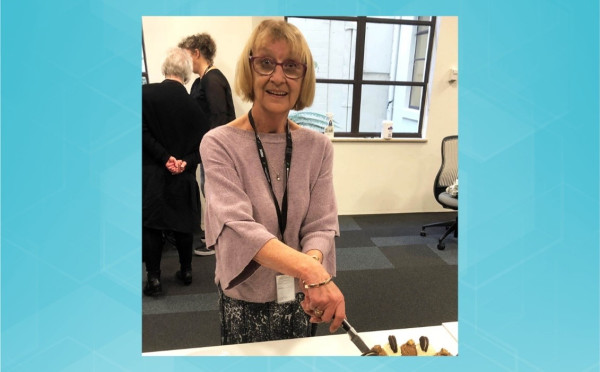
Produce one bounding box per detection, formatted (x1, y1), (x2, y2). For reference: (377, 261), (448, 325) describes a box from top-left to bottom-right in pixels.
(142, 33), (149, 85)
(287, 16), (436, 138)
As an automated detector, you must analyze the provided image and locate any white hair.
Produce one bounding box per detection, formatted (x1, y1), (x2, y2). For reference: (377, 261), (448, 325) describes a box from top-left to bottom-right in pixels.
(161, 48), (192, 84)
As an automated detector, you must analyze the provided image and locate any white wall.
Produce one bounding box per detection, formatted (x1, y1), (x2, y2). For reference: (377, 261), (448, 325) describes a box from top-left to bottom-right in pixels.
(142, 16), (458, 215)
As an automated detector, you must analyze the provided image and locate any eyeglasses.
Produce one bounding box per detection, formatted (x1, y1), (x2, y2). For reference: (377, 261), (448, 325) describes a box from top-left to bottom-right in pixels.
(249, 56), (307, 79)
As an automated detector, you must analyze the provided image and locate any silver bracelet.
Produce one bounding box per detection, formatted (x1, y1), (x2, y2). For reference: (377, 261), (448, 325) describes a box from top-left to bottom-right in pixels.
(303, 275), (333, 289)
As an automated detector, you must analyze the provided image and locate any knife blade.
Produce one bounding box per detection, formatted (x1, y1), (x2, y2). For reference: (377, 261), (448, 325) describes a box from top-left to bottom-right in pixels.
(341, 319), (371, 354)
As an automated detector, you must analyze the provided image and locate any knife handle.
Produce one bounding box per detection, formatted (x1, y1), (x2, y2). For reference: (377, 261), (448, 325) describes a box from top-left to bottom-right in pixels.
(342, 319), (351, 332)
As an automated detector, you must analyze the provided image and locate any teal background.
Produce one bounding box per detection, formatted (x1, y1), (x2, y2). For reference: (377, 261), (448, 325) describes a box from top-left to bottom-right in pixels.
(1, 1), (598, 371)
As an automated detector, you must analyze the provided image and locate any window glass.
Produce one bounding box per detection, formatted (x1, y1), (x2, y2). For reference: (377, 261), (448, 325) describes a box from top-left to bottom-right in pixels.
(409, 85), (423, 110)
(287, 18), (356, 80)
(370, 16), (432, 21)
(363, 23), (430, 83)
(291, 83), (353, 132)
(359, 85), (421, 134)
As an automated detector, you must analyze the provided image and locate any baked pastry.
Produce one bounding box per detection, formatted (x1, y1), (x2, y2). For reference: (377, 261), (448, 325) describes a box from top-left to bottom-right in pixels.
(361, 344), (387, 356)
(400, 339), (418, 356)
(435, 348), (453, 356)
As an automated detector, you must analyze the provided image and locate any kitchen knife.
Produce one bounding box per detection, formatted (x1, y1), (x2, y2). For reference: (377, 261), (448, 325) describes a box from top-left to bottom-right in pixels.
(341, 319), (371, 354)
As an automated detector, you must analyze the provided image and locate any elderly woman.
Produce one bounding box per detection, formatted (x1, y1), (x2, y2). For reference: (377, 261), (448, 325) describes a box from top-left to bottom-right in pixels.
(200, 20), (346, 344)
(142, 48), (210, 295)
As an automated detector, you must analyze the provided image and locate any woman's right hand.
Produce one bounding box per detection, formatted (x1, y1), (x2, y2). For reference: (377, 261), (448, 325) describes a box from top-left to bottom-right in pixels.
(252, 241), (346, 332)
(301, 275), (346, 333)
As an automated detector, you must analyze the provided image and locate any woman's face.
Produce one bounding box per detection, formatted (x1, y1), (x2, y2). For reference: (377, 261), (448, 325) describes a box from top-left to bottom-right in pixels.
(185, 49), (201, 75)
(251, 39), (303, 116)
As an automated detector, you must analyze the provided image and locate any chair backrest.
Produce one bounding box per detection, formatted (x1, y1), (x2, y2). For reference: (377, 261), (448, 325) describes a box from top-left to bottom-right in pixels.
(433, 135), (458, 202)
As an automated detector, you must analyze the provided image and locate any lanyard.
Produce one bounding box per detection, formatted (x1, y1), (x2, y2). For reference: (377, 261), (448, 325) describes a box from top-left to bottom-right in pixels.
(247, 109), (292, 241)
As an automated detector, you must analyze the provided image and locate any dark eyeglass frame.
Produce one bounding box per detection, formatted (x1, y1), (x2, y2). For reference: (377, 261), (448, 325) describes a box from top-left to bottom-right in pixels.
(249, 56), (307, 79)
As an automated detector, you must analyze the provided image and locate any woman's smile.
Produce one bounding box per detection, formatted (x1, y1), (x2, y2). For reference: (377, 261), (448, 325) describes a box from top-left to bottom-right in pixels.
(266, 89), (288, 97)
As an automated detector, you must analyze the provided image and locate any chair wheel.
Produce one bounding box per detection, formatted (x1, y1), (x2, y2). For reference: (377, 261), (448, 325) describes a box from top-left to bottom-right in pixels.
(420, 231), (426, 237)
(437, 242), (445, 250)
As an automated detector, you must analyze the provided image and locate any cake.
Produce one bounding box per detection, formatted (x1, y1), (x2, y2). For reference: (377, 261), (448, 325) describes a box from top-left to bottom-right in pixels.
(362, 335), (454, 356)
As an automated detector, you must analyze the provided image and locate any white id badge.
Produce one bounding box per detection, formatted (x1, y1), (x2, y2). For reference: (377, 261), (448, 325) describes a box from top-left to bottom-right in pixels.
(276, 275), (296, 303)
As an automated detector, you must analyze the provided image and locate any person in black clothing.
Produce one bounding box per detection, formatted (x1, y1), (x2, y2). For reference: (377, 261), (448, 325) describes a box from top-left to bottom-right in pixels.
(178, 33), (236, 256)
(178, 33), (236, 128)
(142, 48), (210, 296)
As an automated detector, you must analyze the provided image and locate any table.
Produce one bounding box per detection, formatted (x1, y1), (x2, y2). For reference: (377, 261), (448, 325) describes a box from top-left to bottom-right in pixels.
(143, 324), (459, 356)
(442, 321), (458, 342)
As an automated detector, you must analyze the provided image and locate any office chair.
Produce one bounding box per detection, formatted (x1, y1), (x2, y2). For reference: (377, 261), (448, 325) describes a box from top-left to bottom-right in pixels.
(420, 135), (458, 250)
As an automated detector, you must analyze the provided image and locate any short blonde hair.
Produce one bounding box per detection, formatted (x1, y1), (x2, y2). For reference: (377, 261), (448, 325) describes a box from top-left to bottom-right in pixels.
(161, 48), (193, 84)
(235, 20), (316, 111)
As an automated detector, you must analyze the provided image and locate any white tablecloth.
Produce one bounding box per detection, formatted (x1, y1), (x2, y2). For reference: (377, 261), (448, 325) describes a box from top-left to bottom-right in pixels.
(143, 324), (459, 356)
(442, 321), (458, 342)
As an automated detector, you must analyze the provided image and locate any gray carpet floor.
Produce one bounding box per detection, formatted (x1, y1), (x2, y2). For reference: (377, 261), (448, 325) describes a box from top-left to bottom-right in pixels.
(142, 212), (458, 353)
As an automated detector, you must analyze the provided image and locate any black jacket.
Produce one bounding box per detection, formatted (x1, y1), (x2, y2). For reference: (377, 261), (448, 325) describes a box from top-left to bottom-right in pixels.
(190, 69), (236, 128)
(142, 79), (210, 232)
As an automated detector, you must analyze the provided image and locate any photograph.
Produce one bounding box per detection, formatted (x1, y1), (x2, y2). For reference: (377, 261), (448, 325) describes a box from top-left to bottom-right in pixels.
(141, 16), (458, 356)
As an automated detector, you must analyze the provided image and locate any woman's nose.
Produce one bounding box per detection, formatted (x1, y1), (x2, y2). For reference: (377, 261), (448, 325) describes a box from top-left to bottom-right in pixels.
(269, 64), (286, 83)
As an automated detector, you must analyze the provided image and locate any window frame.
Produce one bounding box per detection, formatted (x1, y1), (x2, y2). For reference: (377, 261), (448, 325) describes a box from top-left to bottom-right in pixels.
(286, 16), (437, 138)
(142, 32), (149, 85)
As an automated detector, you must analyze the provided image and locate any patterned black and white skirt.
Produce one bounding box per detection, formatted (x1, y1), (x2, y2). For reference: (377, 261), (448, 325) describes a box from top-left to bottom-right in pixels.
(219, 288), (314, 345)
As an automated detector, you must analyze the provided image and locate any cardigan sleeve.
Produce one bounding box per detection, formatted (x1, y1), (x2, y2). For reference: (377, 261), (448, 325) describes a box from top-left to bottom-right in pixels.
(200, 132), (277, 290)
(299, 138), (339, 276)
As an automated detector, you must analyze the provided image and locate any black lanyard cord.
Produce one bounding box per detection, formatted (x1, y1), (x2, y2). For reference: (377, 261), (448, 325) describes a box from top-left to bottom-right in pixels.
(247, 109), (292, 241)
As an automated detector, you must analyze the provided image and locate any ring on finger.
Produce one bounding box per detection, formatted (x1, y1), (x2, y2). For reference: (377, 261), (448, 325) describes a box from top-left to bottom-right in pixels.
(314, 308), (323, 317)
